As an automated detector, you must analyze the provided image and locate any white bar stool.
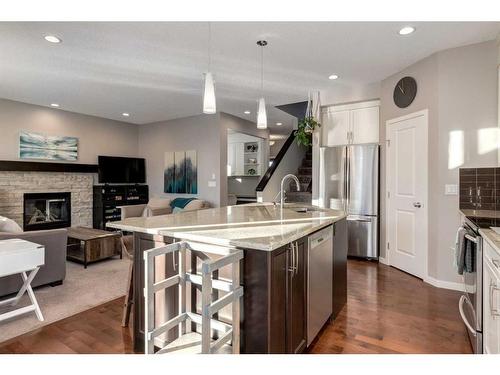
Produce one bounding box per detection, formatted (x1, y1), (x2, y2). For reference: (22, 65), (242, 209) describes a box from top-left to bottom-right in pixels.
(0, 239), (45, 323)
(143, 241), (243, 354)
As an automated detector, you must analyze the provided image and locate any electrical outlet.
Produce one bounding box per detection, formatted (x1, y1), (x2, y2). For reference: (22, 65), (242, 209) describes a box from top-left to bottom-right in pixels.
(208, 180), (216, 187)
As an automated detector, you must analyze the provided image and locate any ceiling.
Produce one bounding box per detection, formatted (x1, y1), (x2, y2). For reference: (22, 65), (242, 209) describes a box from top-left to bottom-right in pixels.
(0, 22), (499, 135)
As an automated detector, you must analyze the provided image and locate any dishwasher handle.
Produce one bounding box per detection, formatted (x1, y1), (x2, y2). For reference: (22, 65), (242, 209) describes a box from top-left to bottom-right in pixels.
(310, 228), (333, 249)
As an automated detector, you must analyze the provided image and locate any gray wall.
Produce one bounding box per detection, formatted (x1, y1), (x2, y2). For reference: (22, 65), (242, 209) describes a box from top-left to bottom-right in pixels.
(380, 40), (498, 284)
(138, 112), (267, 208)
(138, 114), (222, 207)
(270, 138), (287, 158)
(228, 177), (261, 197)
(220, 112), (269, 206)
(258, 140), (306, 202)
(0, 98), (138, 164)
(320, 82), (381, 107)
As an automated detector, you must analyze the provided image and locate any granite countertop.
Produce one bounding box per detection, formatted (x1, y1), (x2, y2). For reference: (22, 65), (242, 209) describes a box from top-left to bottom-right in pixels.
(460, 209), (500, 219)
(107, 203), (346, 251)
(479, 228), (500, 256)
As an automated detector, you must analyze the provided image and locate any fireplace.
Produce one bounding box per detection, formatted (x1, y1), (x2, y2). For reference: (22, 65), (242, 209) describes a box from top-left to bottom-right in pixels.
(23, 192), (71, 231)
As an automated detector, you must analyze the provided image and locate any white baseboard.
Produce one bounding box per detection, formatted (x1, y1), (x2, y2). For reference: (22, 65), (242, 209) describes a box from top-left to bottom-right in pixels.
(378, 256), (389, 265)
(376, 256), (462, 291)
(424, 275), (463, 292)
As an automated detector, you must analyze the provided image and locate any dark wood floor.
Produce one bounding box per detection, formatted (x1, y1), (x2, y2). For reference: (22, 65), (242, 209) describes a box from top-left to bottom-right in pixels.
(0, 259), (472, 354)
(309, 259), (472, 354)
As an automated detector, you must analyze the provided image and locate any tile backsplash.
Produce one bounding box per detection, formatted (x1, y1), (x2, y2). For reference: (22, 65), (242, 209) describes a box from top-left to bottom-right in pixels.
(459, 167), (498, 211)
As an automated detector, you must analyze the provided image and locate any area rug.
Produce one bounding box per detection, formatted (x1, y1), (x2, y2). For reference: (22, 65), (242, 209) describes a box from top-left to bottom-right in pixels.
(0, 257), (129, 343)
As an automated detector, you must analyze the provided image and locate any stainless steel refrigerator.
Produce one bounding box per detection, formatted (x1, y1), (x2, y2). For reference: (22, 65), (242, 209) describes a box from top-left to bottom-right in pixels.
(318, 144), (379, 258)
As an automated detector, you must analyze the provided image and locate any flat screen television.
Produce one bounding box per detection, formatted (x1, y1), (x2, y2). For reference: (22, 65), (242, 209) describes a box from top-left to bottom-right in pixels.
(98, 156), (146, 184)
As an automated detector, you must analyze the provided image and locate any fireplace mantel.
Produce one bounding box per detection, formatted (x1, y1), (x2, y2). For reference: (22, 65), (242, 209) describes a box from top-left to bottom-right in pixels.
(0, 160), (98, 173)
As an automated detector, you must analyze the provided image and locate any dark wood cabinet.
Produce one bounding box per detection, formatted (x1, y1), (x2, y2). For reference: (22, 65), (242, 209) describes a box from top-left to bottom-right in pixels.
(93, 184), (148, 230)
(131, 221), (347, 354)
(270, 246), (287, 353)
(287, 238), (307, 353)
(269, 237), (307, 354)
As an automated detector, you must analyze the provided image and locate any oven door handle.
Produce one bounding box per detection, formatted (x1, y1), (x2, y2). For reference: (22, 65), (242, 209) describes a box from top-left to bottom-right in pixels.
(464, 234), (478, 244)
(459, 295), (477, 336)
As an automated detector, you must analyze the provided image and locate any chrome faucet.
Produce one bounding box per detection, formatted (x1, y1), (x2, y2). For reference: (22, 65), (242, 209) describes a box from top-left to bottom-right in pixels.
(279, 174), (300, 207)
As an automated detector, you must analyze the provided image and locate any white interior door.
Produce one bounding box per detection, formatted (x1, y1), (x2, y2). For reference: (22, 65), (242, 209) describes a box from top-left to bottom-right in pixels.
(386, 110), (428, 279)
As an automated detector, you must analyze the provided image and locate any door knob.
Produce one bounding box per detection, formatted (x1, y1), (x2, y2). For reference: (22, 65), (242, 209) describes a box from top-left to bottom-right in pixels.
(413, 202), (422, 208)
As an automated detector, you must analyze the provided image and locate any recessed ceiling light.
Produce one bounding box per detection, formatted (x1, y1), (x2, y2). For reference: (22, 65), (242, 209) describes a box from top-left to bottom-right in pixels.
(244, 111), (251, 115)
(328, 74), (339, 80)
(122, 113), (130, 117)
(276, 122), (283, 126)
(398, 26), (415, 35)
(44, 35), (62, 44)
(50, 103), (59, 107)
(269, 141), (276, 146)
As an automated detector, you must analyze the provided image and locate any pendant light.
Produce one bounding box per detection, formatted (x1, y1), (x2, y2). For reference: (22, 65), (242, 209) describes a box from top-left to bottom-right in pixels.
(203, 23), (216, 114)
(256, 40), (267, 129)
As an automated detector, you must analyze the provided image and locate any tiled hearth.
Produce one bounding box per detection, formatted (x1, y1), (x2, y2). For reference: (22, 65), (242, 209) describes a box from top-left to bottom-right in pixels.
(0, 171), (95, 228)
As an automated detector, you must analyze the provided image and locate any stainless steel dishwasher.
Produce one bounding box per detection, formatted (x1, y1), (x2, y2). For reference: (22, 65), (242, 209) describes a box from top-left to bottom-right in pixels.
(307, 225), (333, 346)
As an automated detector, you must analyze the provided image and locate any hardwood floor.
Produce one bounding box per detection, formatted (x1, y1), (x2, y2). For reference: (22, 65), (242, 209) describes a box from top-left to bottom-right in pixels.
(0, 297), (134, 354)
(308, 259), (472, 354)
(0, 259), (472, 354)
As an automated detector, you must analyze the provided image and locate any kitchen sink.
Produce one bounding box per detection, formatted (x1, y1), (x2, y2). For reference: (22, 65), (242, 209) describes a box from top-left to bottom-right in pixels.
(289, 206), (321, 213)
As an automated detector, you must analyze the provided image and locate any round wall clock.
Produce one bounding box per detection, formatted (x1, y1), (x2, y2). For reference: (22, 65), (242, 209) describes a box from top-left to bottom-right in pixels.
(393, 76), (417, 108)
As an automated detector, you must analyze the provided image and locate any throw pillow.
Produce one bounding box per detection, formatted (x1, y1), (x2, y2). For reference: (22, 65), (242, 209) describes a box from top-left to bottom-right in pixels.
(0, 216), (23, 233)
(148, 197), (171, 210)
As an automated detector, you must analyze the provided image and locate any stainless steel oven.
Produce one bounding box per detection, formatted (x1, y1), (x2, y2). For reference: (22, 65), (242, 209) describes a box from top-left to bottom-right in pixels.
(458, 218), (483, 354)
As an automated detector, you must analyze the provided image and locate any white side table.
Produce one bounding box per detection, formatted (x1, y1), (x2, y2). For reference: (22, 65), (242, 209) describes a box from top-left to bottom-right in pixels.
(0, 239), (45, 322)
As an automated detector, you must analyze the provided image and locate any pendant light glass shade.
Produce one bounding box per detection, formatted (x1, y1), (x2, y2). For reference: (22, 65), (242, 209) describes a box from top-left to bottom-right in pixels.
(257, 97), (267, 129)
(203, 72), (216, 114)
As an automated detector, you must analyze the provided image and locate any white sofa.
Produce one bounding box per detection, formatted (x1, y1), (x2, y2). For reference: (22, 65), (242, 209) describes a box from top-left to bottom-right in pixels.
(119, 197), (209, 219)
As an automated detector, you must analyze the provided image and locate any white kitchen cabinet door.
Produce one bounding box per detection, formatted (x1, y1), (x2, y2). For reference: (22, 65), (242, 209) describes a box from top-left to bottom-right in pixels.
(351, 105), (379, 144)
(483, 244), (500, 354)
(322, 109), (350, 146)
(227, 143), (236, 176)
(234, 142), (245, 176)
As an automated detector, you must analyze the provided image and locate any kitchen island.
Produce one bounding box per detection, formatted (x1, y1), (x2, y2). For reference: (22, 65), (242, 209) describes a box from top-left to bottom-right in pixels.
(108, 203), (347, 353)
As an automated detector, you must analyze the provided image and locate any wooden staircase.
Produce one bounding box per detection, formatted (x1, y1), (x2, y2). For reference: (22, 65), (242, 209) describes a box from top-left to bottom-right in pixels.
(287, 147), (312, 203)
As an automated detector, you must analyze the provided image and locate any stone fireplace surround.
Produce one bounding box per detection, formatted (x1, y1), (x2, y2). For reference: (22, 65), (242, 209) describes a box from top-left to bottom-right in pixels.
(0, 171), (95, 228)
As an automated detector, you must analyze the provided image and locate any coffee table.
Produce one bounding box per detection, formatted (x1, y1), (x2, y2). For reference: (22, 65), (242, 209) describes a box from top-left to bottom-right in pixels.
(66, 227), (122, 268)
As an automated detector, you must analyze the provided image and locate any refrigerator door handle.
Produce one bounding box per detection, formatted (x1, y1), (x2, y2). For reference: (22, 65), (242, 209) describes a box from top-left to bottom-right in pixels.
(347, 217), (373, 223)
(342, 146), (348, 212)
(345, 146), (350, 213)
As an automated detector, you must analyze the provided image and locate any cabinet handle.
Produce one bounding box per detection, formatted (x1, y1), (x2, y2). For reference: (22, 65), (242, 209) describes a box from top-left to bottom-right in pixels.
(294, 242), (299, 276)
(288, 243), (295, 274)
(490, 281), (500, 318)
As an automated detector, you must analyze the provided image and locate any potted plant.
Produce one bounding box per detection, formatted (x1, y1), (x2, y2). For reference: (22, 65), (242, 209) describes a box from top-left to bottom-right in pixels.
(294, 116), (320, 147)
(294, 91), (321, 147)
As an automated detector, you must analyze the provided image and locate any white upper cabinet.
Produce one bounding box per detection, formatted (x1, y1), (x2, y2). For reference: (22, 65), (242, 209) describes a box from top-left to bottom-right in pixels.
(321, 100), (380, 146)
(322, 109), (350, 146)
(351, 105), (379, 145)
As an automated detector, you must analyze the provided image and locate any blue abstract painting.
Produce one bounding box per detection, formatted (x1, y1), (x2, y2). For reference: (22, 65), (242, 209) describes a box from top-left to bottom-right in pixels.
(20, 131), (78, 161)
(164, 150), (197, 194)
